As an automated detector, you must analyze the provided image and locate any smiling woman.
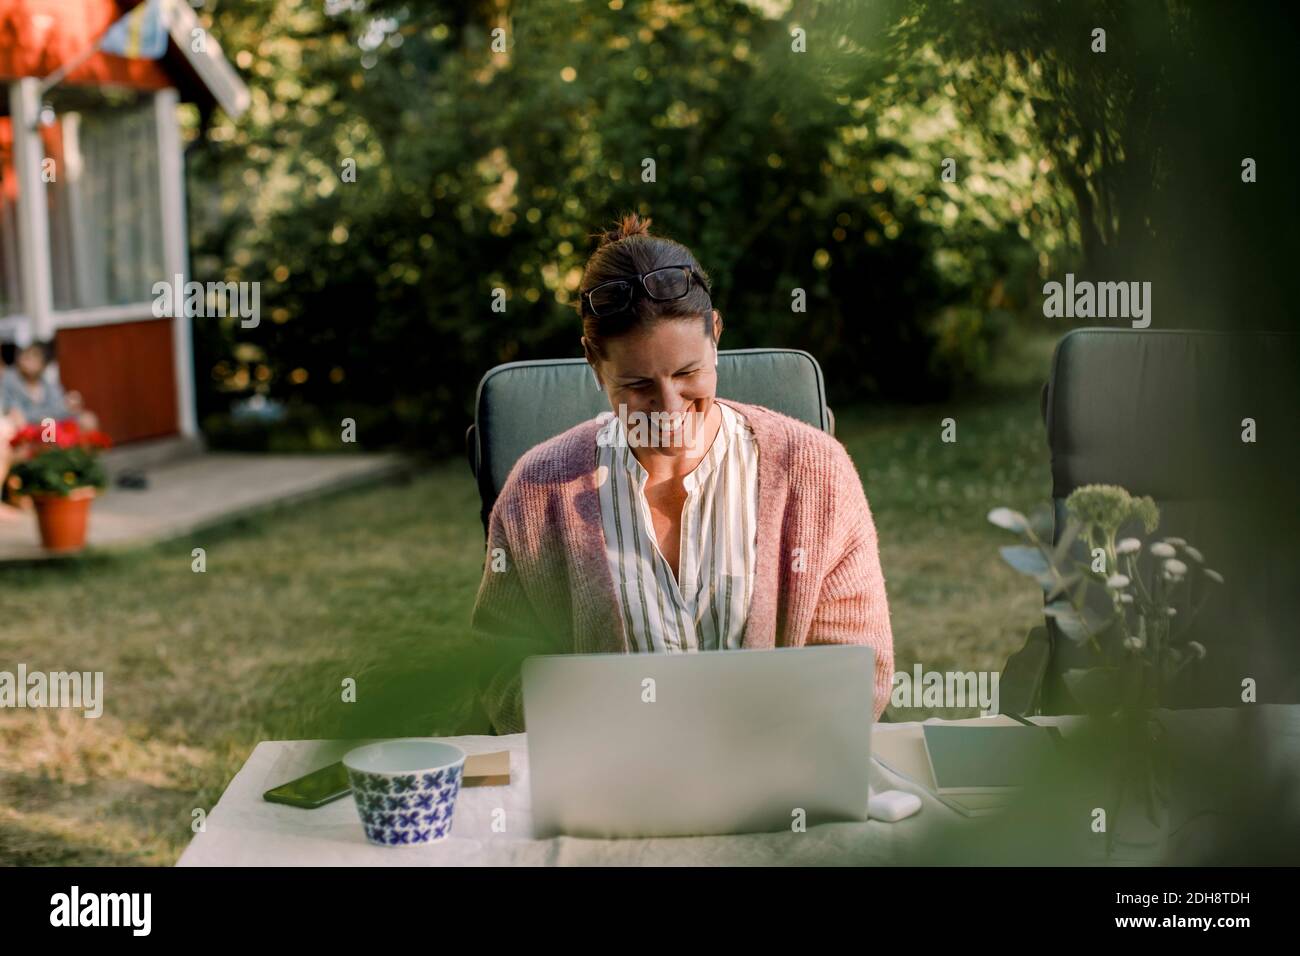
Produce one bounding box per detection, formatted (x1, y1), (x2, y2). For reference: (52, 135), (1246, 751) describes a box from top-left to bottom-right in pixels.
(470, 212), (894, 734)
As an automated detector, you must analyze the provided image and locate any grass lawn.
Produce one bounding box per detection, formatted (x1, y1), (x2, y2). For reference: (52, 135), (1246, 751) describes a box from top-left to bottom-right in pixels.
(0, 332), (1058, 865)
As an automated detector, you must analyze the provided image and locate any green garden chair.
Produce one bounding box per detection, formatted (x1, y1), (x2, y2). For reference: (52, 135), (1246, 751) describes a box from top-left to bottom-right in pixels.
(465, 348), (833, 539)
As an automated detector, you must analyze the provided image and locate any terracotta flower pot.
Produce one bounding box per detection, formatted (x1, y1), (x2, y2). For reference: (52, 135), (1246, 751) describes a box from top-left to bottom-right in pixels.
(31, 488), (96, 552)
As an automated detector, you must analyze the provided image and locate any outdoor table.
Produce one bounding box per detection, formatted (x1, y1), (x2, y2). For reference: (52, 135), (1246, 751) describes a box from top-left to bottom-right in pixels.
(177, 707), (1299, 866)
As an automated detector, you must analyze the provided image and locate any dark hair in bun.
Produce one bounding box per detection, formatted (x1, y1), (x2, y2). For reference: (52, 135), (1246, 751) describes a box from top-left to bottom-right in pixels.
(596, 211), (654, 246)
(578, 212), (716, 359)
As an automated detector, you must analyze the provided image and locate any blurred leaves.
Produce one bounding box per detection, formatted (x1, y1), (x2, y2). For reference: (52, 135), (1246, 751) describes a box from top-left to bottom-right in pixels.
(1042, 599), (1111, 645)
(998, 544), (1050, 576)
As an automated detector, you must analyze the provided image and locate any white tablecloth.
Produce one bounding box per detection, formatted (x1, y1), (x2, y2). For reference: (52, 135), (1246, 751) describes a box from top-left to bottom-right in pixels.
(176, 707), (1299, 866)
(177, 720), (991, 866)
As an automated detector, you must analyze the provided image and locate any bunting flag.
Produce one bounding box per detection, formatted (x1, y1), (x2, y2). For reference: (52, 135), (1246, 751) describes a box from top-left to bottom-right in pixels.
(99, 0), (171, 60)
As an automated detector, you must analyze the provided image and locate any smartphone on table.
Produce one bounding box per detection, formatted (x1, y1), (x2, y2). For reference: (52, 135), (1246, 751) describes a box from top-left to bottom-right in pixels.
(263, 761), (351, 809)
(264, 750), (509, 808)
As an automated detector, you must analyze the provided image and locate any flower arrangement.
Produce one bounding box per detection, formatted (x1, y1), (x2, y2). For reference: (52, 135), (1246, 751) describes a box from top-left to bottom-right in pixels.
(6, 419), (113, 498)
(990, 484), (1225, 858)
(989, 484), (1222, 716)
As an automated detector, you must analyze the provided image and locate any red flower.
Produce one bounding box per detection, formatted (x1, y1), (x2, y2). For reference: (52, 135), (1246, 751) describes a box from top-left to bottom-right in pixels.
(9, 424), (42, 448)
(7, 419), (111, 451)
(54, 419), (81, 448)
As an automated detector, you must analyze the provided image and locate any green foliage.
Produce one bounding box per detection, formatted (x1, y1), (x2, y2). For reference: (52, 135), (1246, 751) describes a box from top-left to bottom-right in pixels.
(894, 0), (1300, 327)
(186, 0), (1073, 450)
(184, 0), (1299, 451)
(7, 448), (107, 497)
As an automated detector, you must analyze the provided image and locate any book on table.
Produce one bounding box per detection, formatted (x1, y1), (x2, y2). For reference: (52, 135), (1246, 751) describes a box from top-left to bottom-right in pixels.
(921, 724), (1058, 795)
(872, 723), (1058, 817)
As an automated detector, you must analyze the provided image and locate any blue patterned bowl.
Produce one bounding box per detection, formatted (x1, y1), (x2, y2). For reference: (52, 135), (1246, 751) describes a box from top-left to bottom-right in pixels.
(343, 740), (466, 847)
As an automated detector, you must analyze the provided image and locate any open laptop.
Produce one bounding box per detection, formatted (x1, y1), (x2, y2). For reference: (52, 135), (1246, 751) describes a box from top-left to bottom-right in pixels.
(522, 645), (875, 839)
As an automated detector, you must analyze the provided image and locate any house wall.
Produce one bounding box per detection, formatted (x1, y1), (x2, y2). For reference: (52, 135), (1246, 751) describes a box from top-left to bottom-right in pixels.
(3, 79), (195, 444)
(56, 318), (178, 443)
(1, 1), (250, 446)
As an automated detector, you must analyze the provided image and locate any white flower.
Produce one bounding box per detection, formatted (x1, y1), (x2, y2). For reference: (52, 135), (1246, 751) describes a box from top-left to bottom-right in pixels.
(1182, 545), (1204, 563)
(1164, 558), (1188, 577)
(987, 507), (1028, 533)
(1116, 538), (1142, 555)
(1150, 542), (1176, 558)
(1165, 607), (1178, 616)
(1105, 573), (1131, 589)
(1123, 635), (1145, 651)
(1164, 537), (1187, 547)
(1187, 641), (1206, 659)
(1119, 593), (1135, 604)
(1203, 569), (1225, 584)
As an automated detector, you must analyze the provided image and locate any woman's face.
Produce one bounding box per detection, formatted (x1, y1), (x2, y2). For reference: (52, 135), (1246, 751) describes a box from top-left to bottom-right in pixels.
(589, 313), (720, 457)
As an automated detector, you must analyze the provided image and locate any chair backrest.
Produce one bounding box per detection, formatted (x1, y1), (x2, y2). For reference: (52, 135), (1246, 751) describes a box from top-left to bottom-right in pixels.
(466, 348), (831, 536)
(1041, 328), (1300, 712)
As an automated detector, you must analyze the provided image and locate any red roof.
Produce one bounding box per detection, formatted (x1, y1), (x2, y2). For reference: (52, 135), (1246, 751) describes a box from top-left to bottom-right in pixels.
(0, 0), (173, 91)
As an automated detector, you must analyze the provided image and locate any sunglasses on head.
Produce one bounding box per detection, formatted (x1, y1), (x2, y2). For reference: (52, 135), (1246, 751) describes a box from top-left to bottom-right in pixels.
(581, 265), (711, 318)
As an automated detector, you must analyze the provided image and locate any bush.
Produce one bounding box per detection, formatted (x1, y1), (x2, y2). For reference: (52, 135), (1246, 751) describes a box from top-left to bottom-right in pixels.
(189, 0), (1069, 453)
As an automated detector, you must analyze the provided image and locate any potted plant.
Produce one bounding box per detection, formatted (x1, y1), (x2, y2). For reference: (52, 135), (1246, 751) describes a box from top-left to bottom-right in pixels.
(989, 484), (1223, 862)
(5, 419), (113, 552)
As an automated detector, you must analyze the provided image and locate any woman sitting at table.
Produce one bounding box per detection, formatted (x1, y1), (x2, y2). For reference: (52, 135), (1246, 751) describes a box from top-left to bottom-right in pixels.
(470, 213), (894, 734)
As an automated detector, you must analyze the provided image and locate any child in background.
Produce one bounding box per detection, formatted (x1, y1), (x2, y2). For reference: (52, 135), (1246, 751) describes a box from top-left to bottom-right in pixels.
(0, 341), (99, 432)
(0, 361), (27, 519)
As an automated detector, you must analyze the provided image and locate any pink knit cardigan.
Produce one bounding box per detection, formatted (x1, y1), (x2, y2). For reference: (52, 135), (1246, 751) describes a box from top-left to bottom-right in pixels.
(470, 398), (894, 734)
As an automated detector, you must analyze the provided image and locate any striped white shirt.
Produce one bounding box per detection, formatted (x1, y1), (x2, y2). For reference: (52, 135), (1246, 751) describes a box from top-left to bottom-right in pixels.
(594, 401), (760, 653)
